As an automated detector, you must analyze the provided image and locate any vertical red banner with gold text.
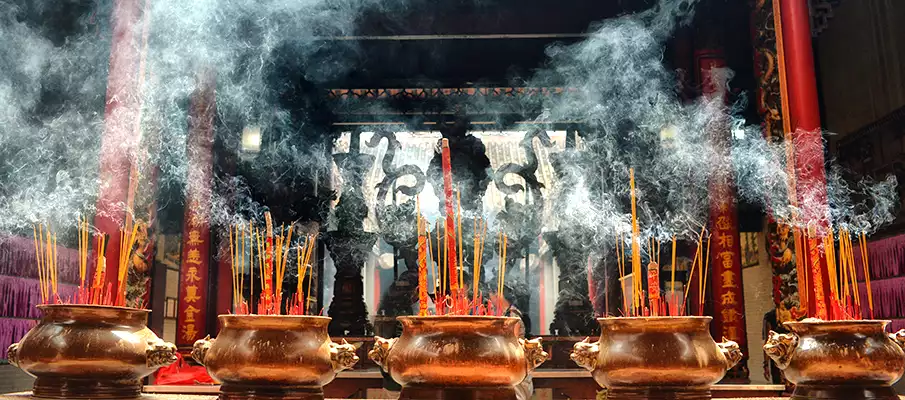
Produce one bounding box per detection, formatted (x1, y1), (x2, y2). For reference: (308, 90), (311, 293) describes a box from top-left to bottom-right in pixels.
(697, 49), (749, 381)
(176, 70), (216, 347)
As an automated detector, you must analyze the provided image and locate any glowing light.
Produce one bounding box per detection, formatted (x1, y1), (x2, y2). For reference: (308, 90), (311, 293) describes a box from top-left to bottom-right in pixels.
(241, 126), (262, 153)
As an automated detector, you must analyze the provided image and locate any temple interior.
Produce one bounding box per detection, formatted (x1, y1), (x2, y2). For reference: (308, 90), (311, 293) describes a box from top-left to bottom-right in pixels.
(2, 0), (905, 399)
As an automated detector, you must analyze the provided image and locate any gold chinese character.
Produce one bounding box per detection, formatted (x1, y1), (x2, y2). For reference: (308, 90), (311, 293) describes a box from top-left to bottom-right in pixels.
(717, 233), (734, 248)
(715, 216), (731, 231)
(721, 270), (737, 288)
(184, 304), (200, 323)
(188, 229), (204, 245)
(718, 251), (734, 269)
(722, 325), (739, 340)
(721, 308), (739, 324)
(718, 200), (730, 213)
(185, 285), (201, 303)
(186, 267), (201, 283)
(721, 291), (737, 306)
(181, 323), (199, 342)
(186, 249), (203, 265)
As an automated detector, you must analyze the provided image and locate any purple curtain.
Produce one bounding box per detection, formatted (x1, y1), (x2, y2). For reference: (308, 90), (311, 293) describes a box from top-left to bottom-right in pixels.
(0, 318), (37, 363)
(0, 276), (78, 319)
(858, 277), (905, 320)
(854, 234), (905, 281)
(0, 235), (80, 284)
(889, 319), (905, 333)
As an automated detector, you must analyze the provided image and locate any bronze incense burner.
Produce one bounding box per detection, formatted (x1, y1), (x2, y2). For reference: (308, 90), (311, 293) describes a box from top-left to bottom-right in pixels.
(6, 304), (177, 399)
(368, 316), (548, 400)
(765, 319), (905, 400)
(192, 315), (358, 400)
(570, 316), (742, 400)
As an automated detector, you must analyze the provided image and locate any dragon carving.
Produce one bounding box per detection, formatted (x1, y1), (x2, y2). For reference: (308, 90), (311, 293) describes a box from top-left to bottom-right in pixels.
(494, 128), (554, 196)
(366, 130), (426, 202)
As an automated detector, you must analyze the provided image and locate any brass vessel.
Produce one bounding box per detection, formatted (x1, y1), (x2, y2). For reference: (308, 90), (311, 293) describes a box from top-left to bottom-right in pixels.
(570, 316), (742, 400)
(369, 316), (548, 400)
(192, 315), (358, 400)
(6, 304), (177, 399)
(765, 319), (905, 400)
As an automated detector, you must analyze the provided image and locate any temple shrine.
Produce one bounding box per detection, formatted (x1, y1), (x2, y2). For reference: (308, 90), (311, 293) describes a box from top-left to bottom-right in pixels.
(2, 0), (905, 399)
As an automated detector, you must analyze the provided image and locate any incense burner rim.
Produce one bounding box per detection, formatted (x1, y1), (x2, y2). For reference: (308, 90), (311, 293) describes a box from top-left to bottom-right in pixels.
(597, 316), (713, 330)
(37, 303), (150, 313)
(397, 315), (520, 322)
(218, 314), (331, 329)
(783, 319), (890, 327)
(597, 316), (713, 321)
(36, 304), (150, 323)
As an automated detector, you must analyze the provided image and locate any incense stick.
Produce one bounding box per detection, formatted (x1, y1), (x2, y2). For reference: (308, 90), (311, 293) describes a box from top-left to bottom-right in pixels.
(859, 233), (873, 318)
(629, 169), (642, 316)
(670, 236), (676, 307)
(457, 189), (464, 291)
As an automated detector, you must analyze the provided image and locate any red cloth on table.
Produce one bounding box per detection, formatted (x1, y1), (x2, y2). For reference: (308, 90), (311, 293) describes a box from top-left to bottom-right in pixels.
(153, 352), (215, 385)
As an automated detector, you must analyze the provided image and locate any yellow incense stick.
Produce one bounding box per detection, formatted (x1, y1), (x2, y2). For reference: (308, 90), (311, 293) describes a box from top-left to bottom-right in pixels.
(670, 236), (677, 294)
(629, 169), (641, 315)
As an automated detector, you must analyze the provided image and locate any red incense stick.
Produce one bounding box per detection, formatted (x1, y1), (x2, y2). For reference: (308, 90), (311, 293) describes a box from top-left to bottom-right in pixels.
(440, 139), (460, 305)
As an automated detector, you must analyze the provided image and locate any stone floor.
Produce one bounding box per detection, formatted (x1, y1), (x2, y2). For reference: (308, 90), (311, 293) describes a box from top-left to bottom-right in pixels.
(0, 365), (33, 395)
(0, 396), (797, 400)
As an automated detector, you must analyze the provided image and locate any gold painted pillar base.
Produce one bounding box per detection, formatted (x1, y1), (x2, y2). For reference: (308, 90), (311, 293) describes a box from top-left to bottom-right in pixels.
(604, 386), (711, 400)
(219, 384), (324, 400)
(399, 386), (518, 400)
(790, 384), (898, 400)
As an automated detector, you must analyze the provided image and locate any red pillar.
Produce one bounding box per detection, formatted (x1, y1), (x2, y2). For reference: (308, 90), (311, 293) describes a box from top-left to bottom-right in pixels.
(176, 70), (216, 347)
(697, 49), (750, 382)
(780, 0), (831, 319)
(94, 0), (147, 299)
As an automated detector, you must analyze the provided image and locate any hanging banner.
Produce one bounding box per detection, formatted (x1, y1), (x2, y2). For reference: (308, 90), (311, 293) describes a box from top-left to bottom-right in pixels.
(176, 70), (216, 347)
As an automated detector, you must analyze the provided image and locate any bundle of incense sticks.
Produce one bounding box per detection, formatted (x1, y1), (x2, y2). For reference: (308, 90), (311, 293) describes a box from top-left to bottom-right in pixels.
(618, 172), (709, 318)
(34, 218), (139, 307)
(416, 212), (493, 316)
(473, 218), (487, 313)
(77, 217), (91, 303)
(89, 232), (109, 305)
(820, 228), (874, 320)
(115, 222), (142, 307)
(261, 212), (276, 314)
(417, 198), (429, 316)
(229, 217), (315, 315)
(497, 232), (508, 313)
(33, 224), (59, 305)
(289, 234), (316, 315)
(440, 139), (460, 307)
(628, 169), (642, 316)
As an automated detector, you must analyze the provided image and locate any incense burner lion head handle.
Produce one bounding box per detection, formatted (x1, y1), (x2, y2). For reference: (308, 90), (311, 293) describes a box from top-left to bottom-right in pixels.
(889, 329), (905, 351)
(7, 343), (19, 368)
(146, 338), (178, 368)
(192, 335), (216, 366)
(764, 330), (799, 369)
(717, 337), (743, 369)
(570, 337), (600, 371)
(330, 339), (360, 372)
(521, 337), (548, 371)
(368, 336), (397, 372)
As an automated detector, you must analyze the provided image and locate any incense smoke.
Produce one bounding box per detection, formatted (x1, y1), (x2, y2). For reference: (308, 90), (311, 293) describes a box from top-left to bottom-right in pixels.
(0, 0), (898, 329)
